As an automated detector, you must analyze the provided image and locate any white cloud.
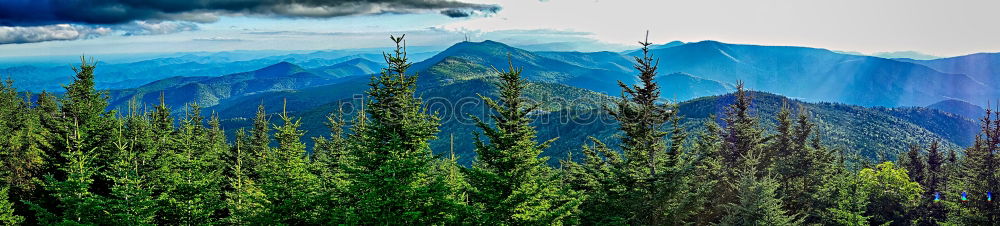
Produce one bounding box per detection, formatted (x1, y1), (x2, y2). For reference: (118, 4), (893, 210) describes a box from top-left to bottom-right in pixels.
(0, 24), (111, 44)
(0, 21), (198, 44)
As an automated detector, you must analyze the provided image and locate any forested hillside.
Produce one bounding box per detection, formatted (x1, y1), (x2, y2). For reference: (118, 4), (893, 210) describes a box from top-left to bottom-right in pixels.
(1, 35), (998, 225)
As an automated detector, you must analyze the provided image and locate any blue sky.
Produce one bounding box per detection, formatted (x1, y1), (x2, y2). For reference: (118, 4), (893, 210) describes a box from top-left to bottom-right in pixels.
(2, 0), (999, 58)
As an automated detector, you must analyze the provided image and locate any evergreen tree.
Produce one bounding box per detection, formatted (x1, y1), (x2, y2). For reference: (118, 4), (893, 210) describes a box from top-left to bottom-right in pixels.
(917, 140), (947, 224)
(901, 144), (926, 185)
(28, 123), (106, 225)
(223, 129), (268, 224)
(103, 115), (157, 225)
(344, 35), (460, 224)
(720, 155), (802, 226)
(688, 116), (725, 224)
(0, 79), (49, 204)
(155, 104), (223, 225)
(0, 186), (23, 226)
(465, 61), (582, 224)
(310, 108), (351, 196)
(60, 57), (113, 171)
(773, 104), (829, 223)
(721, 81), (767, 172)
(561, 138), (629, 224)
(817, 170), (871, 226)
(249, 104), (270, 173)
(952, 108), (1000, 225)
(257, 101), (323, 224)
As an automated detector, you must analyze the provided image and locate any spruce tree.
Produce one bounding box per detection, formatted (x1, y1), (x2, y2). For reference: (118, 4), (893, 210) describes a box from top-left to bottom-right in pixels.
(155, 103), (223, 225)
(721, 81), (767, 173)
(817, 170), (871, 226)
(223, 129), (268, 224)
(310, 108), (351, 196)
(689, 116), (725, 224)
(344, 35), (459, 224)
(0, 80), (49, 204)
(917, 140), (947, 225)
(0, 186), (23, 225)
(249, 103), (270, 172)
(720, 154), (802, 226)
(28, 122), (106, 225)
(566, 34), (701, 225)
(60, 57), (113, 171)
(257, 101), (322, 224)
(103, 115), (157, 225)
(310, 108), (352, 222)
(465, 61), (582, 224)
(953, 108), (1000, 224)
(901, 144), (926, 185)
(561, 138), (629, 224)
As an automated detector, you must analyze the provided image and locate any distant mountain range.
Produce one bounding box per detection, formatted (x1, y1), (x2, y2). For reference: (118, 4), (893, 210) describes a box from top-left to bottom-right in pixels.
(9, 39), (996, 164)
(108, 60), (383, 110)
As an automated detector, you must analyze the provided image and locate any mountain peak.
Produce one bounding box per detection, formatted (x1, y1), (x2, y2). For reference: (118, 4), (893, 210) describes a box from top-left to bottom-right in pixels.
(450, 40), (516, 50)
(252, 61), (307, 78)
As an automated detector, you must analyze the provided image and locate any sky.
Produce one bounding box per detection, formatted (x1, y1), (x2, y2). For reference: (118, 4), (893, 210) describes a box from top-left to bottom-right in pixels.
(1, 0), (999, 58)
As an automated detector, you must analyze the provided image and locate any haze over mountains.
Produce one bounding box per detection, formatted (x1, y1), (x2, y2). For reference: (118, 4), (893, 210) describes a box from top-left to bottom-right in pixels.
(5, 39), (998, 163)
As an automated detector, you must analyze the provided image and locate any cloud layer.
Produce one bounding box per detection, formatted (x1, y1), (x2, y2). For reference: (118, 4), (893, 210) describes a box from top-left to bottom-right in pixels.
(0, 0), (500, 25)
(0, 21), (199, 44)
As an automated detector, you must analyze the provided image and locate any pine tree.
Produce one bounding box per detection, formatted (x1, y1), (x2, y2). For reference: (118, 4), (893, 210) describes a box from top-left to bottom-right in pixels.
(310, 108), (352, 223)
(688, 116), (725, 224)
(102, 115), (157, 225)
(0, 186), (23, 226)
(465, 61), (582, 224)
(249, 103), (270, 173)
(721, 81), (767, 173)
(155, 103), (223, 225)
(901, 144), (926, 185)
(28, 121), (106, 225)
(561, 138), (629, 224)
(60, 57), (113, 171)
(257, 101), (322, 224)
(720, 154), (802, 226)
(223, 129), (268, 224)
(344, 35), (459, 224)
(916, 140), (947, 225)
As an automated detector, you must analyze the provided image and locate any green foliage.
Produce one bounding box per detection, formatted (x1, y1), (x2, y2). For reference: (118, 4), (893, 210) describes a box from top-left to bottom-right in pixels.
(343, 35), (461, 224)
(256, 103), (323, 224)
(0, 187), (23, 226)
(857, 162), (924, 225)
(720, 166), (802, 226)
(465, 61), (582, 224)
(223, 129), (268, 224)
(816, 169), (871, 226)
(0, 36), (994, 225)
(563, 37), (702, 225)
(102, 114), (157, 225)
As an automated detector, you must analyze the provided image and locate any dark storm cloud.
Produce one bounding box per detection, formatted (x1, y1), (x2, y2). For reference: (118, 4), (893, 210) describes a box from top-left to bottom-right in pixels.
(0, 0), (502, 25)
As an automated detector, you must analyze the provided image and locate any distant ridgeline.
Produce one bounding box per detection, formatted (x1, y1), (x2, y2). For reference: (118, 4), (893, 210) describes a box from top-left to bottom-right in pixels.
(2, 35), (1000, 225)
(1, 40), (989, 165)
(47, 39), (983, 165)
